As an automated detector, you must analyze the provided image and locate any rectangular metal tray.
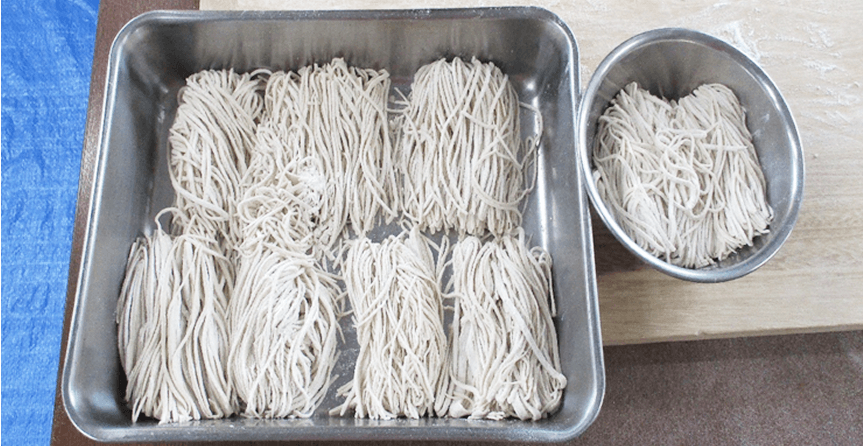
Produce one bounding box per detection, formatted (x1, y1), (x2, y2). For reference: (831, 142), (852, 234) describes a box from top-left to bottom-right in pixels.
(61, 7), (603, 442)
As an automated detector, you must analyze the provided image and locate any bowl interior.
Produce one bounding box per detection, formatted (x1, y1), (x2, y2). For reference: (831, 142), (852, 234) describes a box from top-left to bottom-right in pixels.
(579, 29), (803, 282)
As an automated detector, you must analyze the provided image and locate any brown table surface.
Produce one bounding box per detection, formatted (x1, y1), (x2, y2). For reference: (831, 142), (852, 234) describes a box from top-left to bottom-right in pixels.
(52, 1), (863, 444)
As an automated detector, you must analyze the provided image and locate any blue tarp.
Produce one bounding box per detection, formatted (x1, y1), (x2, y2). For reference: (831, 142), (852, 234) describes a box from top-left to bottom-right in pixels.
(2, 1), (100, 444)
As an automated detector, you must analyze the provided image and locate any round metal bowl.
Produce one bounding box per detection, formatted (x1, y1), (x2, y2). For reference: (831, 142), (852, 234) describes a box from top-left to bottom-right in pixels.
(577, 28), (804, 283)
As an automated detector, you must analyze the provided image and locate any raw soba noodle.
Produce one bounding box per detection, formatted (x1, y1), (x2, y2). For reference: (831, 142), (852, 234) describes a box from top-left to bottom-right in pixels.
(168, 69), (264, 252)
(438, 231), (566, 420)
(235, 153), (327, 259)
(227, 249), (341, 418)
(116, 220), (236, 423)
(118, 58), (566, 424)
(396, 57), (537, 237)
(593, 82), (772, 268)
(118, 69), (263, 423)
(333, 228), (449, 419)
(255, 59), (397, 258)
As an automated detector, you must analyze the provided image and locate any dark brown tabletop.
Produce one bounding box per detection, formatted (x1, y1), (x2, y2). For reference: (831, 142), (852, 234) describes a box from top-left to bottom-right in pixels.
(51, 1), (863, 444)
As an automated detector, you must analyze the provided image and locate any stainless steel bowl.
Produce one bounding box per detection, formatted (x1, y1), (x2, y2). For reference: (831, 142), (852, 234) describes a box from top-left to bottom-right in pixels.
(577, 28), (804, 283)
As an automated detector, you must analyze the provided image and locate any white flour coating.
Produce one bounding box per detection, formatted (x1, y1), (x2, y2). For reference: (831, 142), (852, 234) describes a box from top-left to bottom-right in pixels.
(803, 59), (838, 76)
(805, 22), (835, 49)
(713, 20), (762, 62)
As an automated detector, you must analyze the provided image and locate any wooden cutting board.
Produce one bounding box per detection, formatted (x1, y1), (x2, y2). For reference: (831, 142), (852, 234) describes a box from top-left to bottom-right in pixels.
(202, 0), (863, 345)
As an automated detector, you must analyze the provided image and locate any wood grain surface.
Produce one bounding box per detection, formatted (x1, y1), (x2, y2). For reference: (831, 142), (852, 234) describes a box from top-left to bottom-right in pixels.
(203, 0), (863, 345)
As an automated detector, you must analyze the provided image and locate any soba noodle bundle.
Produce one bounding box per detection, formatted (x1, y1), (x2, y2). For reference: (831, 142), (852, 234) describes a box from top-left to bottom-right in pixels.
(167, 69), (264, 251)
(396, 57), (535, 236)
(439, 232), (566, 420)
(333, 228), (449, 419)
(116, 225), (236, 423)
(593, 82), (772, 268)
(254, 59), (397, 257)
(227, 249), (342, 418)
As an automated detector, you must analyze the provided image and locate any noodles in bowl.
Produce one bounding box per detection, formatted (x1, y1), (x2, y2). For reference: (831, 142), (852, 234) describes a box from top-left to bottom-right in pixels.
(577, 28), (804, 282)
(593, 82), (773, 269)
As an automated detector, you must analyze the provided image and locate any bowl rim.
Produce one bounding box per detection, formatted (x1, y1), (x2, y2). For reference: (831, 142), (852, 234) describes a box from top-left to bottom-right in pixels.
(576, 27), (804, 283)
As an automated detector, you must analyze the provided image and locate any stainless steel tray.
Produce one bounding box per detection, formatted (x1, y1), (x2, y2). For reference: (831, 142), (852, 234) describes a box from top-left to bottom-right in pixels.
(61, 7), (603, 442)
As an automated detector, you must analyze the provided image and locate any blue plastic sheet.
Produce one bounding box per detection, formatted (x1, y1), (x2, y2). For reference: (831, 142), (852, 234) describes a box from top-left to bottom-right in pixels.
(2, 1), (100, 444)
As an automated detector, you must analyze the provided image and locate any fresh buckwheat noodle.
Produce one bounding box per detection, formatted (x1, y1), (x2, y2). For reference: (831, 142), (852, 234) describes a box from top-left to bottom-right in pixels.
(168, 69), (264, 253)
(438, 231), (566, 420)
(593, 82), (772, 268)
(117, 214), (236, 423)
(119, 58), (564, 425)
(332, 227), (449, 419)
(255, 59), (397, 258)
(235, 152), (328, 259)
(227, 248), (342, 418)
(395, 57), (537, 237)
